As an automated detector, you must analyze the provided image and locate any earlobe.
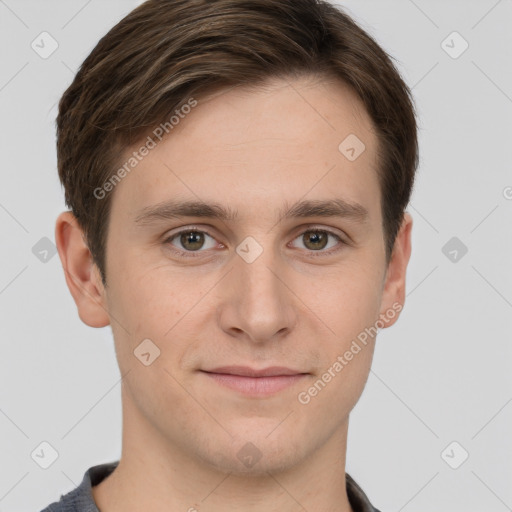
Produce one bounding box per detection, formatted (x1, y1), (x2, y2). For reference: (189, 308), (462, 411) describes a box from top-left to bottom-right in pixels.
(55, 211), (111, 328)
(379, 212), (413, 329)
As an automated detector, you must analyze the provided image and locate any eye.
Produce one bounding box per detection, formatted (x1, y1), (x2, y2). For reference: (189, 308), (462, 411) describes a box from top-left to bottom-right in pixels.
(165, 229), (219, 256)
(289, 228), (345, 256)
(163, 226), (346, 259)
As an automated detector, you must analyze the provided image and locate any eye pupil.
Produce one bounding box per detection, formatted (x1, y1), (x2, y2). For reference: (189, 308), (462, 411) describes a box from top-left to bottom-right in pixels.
(181, 231), (204, 251)
(304, 230), (328, 250)
(169, 228), (339, 257)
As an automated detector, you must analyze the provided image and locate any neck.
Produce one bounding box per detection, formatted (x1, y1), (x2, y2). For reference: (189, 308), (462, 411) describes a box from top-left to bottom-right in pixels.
(92, 385), (354, 512)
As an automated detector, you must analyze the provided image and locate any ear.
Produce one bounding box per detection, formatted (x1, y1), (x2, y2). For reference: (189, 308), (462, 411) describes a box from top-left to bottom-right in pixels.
(55, 211), (110, 328)
(379, 212), (413, 328)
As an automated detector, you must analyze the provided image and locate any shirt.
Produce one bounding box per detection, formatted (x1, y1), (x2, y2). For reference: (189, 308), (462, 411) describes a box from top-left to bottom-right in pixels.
(40, 461), (381, 512)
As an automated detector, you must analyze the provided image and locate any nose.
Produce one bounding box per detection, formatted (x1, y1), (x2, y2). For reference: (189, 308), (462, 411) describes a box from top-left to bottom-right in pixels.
(216, 244), (298, 344)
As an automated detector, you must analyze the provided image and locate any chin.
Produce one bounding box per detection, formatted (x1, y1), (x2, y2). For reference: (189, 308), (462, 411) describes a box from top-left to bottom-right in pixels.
(197, 426), (309, 476)
(204, 446), (302, 477)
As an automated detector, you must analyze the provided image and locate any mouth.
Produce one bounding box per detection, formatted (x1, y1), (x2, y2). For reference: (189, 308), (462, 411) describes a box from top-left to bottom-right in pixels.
(199, 366), (309, 396)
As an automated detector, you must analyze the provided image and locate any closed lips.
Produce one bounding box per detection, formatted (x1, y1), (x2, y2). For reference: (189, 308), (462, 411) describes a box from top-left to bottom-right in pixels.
(201, 366), (308, 377)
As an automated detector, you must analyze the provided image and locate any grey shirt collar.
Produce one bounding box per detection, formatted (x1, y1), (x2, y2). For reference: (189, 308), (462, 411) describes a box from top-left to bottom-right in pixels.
(41, 461), (381, 512)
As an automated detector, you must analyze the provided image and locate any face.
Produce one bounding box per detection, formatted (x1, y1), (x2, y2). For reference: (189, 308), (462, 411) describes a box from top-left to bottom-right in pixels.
(57, 75), (411, 476)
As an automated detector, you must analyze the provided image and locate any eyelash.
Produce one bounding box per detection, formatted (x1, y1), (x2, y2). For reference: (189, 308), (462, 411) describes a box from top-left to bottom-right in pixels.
(163, 226), (347, 259)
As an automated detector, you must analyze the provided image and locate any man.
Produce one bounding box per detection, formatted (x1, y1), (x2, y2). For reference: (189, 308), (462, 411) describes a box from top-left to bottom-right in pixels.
(43, 0), (418, 510)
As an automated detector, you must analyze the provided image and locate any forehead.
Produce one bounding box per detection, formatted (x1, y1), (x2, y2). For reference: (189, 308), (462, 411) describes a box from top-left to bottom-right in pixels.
(109, 76), (381, 226)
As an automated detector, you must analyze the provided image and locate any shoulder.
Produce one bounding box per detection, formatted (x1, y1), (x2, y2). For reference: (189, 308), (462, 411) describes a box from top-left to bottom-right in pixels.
(346, 472), (382, 512)
(39, 462), (118, 512)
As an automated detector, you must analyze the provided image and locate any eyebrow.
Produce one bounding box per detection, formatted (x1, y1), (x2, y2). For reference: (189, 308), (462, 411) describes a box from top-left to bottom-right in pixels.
(134, 198), (369, 225)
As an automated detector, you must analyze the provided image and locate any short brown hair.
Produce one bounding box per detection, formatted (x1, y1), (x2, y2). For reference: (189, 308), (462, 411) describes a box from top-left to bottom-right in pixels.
(57, 0), (418, 285)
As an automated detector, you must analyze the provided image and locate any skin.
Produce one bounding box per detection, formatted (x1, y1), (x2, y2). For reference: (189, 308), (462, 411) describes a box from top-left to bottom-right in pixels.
(55, 75), (412, 512)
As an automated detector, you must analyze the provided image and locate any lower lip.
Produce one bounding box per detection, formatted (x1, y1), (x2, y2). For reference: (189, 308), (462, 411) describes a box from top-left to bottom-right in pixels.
(201, 372), (308, 396)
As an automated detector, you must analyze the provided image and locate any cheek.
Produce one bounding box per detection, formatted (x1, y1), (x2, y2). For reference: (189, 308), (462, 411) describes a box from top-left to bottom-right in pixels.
(108, 254), (181, 325)
(299, 262), (383, 338)
(106, 259), (216, 375)
(298, 346), (375, 422)
(293, 324), (376, 440)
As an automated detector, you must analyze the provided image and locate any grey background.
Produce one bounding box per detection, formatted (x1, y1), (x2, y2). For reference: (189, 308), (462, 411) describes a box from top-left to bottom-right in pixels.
(1, 0), (511, 511)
